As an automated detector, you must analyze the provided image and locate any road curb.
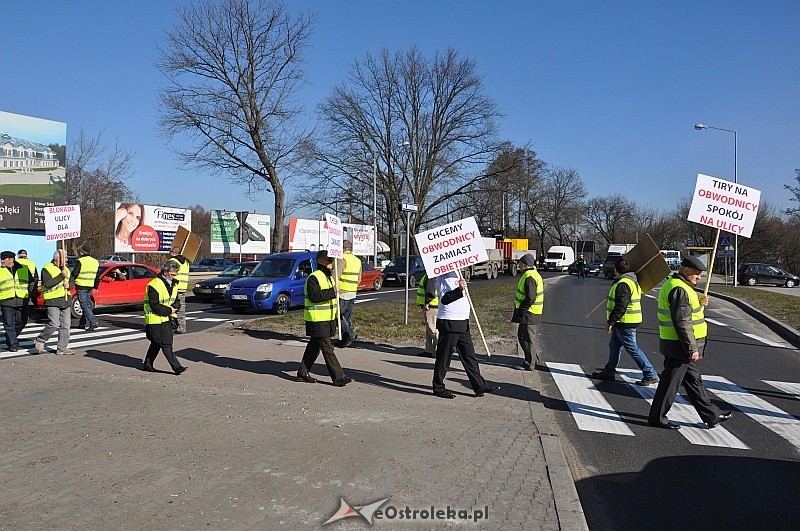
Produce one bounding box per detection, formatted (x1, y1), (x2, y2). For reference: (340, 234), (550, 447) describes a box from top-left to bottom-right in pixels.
(707, 289), (800, 348)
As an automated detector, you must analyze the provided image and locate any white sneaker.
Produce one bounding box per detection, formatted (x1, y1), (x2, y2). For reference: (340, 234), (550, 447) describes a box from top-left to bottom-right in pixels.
(34, 340), (46, 354)
(62, 348), (76, 356)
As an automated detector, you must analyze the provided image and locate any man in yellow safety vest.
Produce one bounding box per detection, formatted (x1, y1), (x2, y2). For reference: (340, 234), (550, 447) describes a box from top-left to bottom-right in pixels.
(335, 240), (362, 347)
(0, 250), (34, 352)
(512, 254), (543, 371)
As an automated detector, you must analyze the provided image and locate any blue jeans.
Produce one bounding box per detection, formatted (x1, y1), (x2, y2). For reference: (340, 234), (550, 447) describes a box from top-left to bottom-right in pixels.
(77, 289), (98, 328)
(339, 298), (356, 342)
(2, 305), (24, 348)
(604, 326), (658, 379)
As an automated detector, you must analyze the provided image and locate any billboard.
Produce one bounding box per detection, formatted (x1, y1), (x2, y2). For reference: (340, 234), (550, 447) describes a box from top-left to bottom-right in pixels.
(288, 217), (375, 255)
(0, 110), (67, 230)
(210, 210), (271, 254)
(114, 202), (192, 253)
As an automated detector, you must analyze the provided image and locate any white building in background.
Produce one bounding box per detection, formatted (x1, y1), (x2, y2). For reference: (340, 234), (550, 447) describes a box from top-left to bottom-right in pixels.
(0, 132), (60, 170)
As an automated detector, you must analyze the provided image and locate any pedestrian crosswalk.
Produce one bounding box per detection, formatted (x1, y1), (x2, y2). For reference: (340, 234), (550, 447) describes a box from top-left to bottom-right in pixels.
(546, 362), (800, 451)
(0, 312), (239, 360)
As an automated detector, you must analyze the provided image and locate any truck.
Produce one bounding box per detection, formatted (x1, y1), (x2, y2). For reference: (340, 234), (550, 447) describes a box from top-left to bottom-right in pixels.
(603, 243), (637, 278)
(461, 238), (535, 280)
(461, 237), (506, 281)
(544, 245), (575, 272)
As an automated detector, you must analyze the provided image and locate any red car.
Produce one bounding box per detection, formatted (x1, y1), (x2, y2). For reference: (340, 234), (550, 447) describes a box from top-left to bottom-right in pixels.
(358, 263), (383, 291)
(33, 262), (160, 319)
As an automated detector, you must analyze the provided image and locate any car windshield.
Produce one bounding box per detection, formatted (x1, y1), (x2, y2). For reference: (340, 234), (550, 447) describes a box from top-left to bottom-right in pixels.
(219, 264), (244, 277)
(546, 252), (564, 259)
(251, 258), (295, 278)
(388, 257), (406, 268)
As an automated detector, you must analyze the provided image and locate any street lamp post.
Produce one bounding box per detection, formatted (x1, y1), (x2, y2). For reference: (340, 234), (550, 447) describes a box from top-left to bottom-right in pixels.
(373, 158), (378, 268)
(694, 123), (738, 287)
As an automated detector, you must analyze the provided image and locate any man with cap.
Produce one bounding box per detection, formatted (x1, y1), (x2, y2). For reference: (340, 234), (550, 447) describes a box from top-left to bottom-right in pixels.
(512, 253), (543, 370)
(335, 240), (362, 347)
(0, 250), (34, 352)
(34, 249), (74, 355)
(16, 249), (38, 328)
(72, 245), (100, 331)
(296, 251), (351, 386)
(166, 246), (191, 334)
(591, 258), (659, 385)
(648, 254), (733, 430)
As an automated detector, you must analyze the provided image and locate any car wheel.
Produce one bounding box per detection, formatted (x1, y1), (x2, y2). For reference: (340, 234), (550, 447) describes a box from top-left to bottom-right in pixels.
(746, 276), (757, 286)
(70, 295), (90, 320)
(786, 279), (796, 288)
(408, 275), (418, 288)
(274, 294), (291, 315)
(372, 277), (382, 291)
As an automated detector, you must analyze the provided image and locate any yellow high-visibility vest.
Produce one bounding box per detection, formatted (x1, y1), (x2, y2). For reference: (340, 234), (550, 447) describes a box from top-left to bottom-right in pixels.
(75, 256), (99, 288)
(657, 276), (707, 341)
(304, 270), (338, 322)
(606, 277), (642, 324)
(42, 262), (69, 301)
(143, 278), (178, 325)
(415, 274), (438, 307)
(515, 269), (543, 315)
(338, 254), (361, 293)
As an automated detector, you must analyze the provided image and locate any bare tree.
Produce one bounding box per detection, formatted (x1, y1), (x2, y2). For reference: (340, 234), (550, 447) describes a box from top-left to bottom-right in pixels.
(585, 194), (636, 246)
(303, 46), (503, 256)
(784, 168), (800, 217)
(539, 166), (587, 246)
(157, 0), (315, 251)
(66, 129), (136, 254)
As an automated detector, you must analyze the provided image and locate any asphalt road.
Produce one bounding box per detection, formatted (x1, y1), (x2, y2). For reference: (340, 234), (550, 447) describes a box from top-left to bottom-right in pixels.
(536, 273), (800, 531)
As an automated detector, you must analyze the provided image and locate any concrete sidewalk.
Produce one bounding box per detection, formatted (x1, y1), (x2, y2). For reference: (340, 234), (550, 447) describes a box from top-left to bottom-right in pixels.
(0, 326), (587, 529)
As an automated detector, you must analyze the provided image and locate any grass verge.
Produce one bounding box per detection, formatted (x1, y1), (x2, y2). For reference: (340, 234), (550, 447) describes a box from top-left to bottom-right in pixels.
(708, 286), (800, 331)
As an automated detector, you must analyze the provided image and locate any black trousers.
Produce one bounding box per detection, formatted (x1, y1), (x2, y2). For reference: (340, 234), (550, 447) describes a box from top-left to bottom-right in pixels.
(516, 323), (539, 365)
(649, 356), (721, 426)
(433, 319), (486, 393)
(299, 336), (345, 382)
(144, 323), (181, 371)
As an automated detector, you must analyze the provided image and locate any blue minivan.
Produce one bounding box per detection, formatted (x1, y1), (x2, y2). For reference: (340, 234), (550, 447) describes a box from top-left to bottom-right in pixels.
(225, 251), (318, 314)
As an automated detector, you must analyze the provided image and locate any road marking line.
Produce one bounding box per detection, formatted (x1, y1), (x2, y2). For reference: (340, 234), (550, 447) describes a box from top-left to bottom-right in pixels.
(705, 375), (800, 451)
(764, 380), (800, 400)
(739, 332), (785, 348)
(190, 318), (228, 322)
(67, 333), (147, 349)
(705, 318), (730, 327)
(546, 362), (635, 436)
(617, 370), (749, 449)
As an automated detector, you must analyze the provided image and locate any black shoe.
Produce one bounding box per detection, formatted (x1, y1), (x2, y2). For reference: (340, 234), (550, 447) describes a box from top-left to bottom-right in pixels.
(433, 389), (455, 399)
(417, 350), (435, 358)
(174, 366), (186, 375)
(87, 324), (97, 331)
(707, 411), (733, 429)
(519, 361), (533, 371)
(332, 377), (352, 387)
(590, 370), (618, 381)
(295, 374), (317, 384)
(142, 362), (156, 372)
(636, 377), (660, 386)
(341, 338), (354, 348)
(650, 421), (680, 430)
(475, 384), (501, 397)
(8, 346), (19, 352)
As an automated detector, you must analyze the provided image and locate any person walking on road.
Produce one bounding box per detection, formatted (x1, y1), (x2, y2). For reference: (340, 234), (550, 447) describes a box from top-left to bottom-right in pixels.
(0, 250), (34, 352)
(512, 254), (543, 371)
(166, 246), (191, 334)
(648, 255), (733, 430)
(142, 261), (186, 375)
(296, 251), (351, 386)
(591, 258), (659, 385)
(16, 249), (38, 328)
(416, 273), (438, 358)
(336, 240), (361, 347)
(34, 249), (74, 356)
(72, 245), (100, 331)
(432, 270), (500, 399)
(576, 254), (587, 280)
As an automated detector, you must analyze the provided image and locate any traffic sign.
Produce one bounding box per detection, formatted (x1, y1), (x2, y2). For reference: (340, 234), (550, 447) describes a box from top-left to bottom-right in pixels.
(719, 235), (732, 247)
(400, 203), (418, 213)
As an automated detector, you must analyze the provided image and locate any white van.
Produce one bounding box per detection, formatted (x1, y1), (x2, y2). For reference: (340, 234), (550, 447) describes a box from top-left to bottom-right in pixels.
(544, 245), (575, 272)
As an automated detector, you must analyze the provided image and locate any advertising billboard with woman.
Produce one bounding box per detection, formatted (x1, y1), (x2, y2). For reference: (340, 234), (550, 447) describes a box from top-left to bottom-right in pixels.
(114, 202), (191, 253)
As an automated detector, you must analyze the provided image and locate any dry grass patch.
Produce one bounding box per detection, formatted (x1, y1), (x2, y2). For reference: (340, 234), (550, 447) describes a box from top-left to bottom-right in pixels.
(709, 286), (800, 331)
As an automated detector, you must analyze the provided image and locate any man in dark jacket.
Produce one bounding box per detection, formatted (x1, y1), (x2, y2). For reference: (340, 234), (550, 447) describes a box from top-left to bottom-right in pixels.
(0, 250), (34, 352)
(72, 245), (100, 331)
(34, 249), (74, 355)
(591, 259), (659, 385)
(512, 253), (543, 370)
(296, 251), (351, 386)
(142, 261), (186, 375)
(416, 273), (438, 358)
(648, 255), (732, 430)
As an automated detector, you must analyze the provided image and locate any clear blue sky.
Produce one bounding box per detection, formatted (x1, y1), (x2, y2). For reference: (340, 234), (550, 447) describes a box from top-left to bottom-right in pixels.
(2, 1), (797, 219)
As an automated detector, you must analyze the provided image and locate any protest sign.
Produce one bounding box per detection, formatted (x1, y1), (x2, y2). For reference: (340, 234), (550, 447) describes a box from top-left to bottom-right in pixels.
(687, 174), (761, 238)
(44, 204), (81, 241)
(325, 214), (344, 259)
(414, 216), (488, 277)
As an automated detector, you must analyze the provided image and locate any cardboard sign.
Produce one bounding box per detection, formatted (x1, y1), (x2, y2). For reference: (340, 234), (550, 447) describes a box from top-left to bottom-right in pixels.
(325, 214), (343, 259)
(687, 174), (761, 238)
(172, 226), (202, 262)
(414, 216), (488, 277)
(44, 204), (81, 241)
(624, 234), (672, 293)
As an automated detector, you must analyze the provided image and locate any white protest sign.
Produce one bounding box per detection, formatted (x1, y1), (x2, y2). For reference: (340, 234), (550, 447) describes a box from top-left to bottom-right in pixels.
(325, 213), (344, 259)
(687, 174), (761, 238)
(414, 216), (488, 277)
(44, 205), (81, 241)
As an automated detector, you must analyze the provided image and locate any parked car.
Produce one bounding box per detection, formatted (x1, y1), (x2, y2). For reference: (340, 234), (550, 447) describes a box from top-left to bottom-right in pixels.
(98, 254), (129, 263)
(359, 263), (383, 291)
(737, 263), (799, 287)
(568, 260), (601, 276)
(382, 255), (426, 287)
(32, 262), (160, 318)
(190, 257), (237, 272)
(225, 252), (317, 314)
(191, 261), (260, 302)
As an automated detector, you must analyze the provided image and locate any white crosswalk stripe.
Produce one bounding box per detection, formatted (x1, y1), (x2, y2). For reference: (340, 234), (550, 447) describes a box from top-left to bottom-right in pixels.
(546, 363), (635, 436)
(547, 364), (800, 451)
(704, 376), (800, 451)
